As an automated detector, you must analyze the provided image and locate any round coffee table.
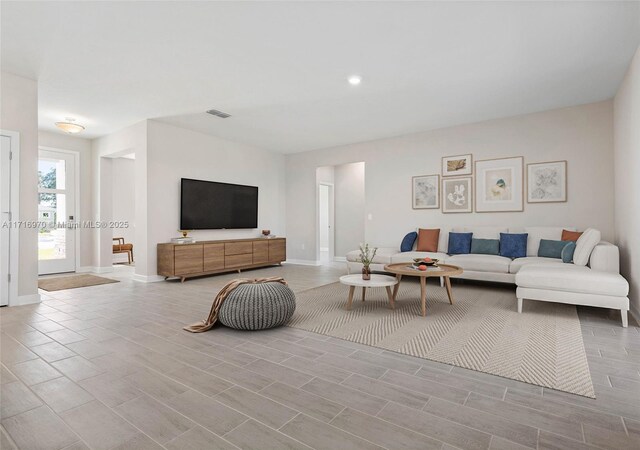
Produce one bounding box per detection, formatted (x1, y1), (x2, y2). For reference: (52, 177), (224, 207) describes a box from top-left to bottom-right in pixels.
(339, 274), (398, 311)
(383, 263), (463, 317)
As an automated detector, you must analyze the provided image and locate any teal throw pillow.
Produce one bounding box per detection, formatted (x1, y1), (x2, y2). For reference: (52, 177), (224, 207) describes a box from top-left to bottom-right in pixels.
(538, 239), (571, 259)
(470, 238), (500, 255)
(561, 241), (576, 263)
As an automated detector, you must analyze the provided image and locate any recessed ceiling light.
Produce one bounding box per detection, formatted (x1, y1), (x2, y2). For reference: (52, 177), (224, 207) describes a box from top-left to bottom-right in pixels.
(55, 117), (85, 134)
(348, 75), (362, 86)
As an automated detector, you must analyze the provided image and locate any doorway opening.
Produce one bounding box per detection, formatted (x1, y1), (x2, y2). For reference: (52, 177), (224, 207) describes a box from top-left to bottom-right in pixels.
(318, 183), (334, 264)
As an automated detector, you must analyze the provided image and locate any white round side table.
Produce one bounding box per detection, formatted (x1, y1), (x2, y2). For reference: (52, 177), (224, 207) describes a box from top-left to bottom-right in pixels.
(338, 274), (398, 310)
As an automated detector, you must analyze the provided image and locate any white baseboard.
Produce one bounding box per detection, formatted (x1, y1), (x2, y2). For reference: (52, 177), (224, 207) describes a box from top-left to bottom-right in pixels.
(132, 274), (165, 283)
(93, 266), (114, 274)
(13, 293), (41, 306)
(283, 259), (321, 266)
(333, 256), (347, 262)
(75, 266), (94, 273)
(629, 303), (640, 326)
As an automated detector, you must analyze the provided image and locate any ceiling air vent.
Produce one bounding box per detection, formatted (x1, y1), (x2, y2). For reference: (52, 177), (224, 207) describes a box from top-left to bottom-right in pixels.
(206, 109), (231, 119)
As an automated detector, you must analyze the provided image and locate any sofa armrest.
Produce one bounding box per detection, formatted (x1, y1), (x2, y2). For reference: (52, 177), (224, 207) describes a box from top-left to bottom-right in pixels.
(589, 241), (620, 273)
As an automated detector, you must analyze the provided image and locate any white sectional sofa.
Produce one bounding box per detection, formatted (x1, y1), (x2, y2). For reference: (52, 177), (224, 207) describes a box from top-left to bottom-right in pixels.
(346, 226), (630, 326)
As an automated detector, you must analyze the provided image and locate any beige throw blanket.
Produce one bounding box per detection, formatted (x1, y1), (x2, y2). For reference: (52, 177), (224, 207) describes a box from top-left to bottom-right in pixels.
(183, 276), (288, 333)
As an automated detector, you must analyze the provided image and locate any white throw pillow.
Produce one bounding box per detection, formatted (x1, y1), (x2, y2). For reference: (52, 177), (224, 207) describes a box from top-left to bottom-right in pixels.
(573, 228), (601, 266)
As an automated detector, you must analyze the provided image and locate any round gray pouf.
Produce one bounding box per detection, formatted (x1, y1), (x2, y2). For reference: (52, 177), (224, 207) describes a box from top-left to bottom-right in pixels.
(219, 282), (296, 330)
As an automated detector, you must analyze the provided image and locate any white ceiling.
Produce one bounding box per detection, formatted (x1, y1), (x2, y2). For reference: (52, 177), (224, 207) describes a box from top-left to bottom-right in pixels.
(2, 1), (639, 153)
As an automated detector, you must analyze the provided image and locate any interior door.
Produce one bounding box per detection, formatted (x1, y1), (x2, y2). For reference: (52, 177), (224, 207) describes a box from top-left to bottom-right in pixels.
(38, 150), (76, 275)
(0, 136), (11, 305)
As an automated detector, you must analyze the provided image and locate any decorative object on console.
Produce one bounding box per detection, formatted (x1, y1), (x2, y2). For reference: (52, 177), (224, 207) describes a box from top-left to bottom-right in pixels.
(171, 237), (195, 244)
(416, 228), (440, 252)
(499, 232), (528, 258)
(358, 243), (377, 280)
(179, 229), (191, 238)
(442, 153), (472, 176)
(470, 238), (500, 255)
(412, 174), (440, 209)
(475, 156), (524, 212)
(442, 177), (473, 213)
(562, 229), (583, 241)
(400, 232), (418, 252)
(527, 160), (567, 203)
(447, 232), (473, 255)
(262, 229), (271, 236)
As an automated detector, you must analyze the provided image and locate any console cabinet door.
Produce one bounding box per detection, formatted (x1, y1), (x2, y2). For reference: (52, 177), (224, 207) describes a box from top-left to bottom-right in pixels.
(174, 245), (203, 275)
(269, 240), (286, 263)
(203, 243), (225, 271)
(253, 241), (269, 264)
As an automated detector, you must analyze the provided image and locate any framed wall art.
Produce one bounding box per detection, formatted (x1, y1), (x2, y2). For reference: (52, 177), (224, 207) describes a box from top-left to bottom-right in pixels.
(527, 160), (567, 203)
(412, 174), (440, 209)
(475, 156), (524, 212)
(442, 154), (472, 177)
(442, 177), (473, 213)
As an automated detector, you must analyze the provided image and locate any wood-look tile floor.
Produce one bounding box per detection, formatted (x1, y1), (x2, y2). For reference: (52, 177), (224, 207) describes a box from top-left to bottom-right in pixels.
(1, 264), (640, 450)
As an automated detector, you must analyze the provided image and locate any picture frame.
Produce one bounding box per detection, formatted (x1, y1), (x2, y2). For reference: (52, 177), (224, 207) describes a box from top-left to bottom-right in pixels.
(442, 154), (472, 177)
(412, 174), (440, 209)
(527, 160), (567, 203)
(442, 176), (473, 213)
(475, 156), (524, 212)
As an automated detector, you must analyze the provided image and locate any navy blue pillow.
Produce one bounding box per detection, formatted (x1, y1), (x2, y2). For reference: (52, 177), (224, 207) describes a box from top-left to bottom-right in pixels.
(448, 232), (473, 255)
(400, 232), (418, 252)
(499, 233), (528, 259)
(561, 241), (576, 263)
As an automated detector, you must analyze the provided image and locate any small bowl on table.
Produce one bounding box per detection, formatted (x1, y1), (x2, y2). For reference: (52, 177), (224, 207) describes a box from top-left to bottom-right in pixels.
(412, 258), (439, 268)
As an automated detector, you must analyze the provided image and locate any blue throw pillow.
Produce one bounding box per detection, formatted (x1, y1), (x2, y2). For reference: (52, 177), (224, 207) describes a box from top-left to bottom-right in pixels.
(470, 238), (500, 255)
(538, 239), (571, 259)
(448, 232), (473, 255)
(561, 241), (576, 263)
(499, 233), (528, 259)
(400, 232), (418, 252)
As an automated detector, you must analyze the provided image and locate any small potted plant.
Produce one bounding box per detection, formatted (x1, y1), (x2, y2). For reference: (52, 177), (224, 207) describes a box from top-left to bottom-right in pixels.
(358, 243), (377, 280)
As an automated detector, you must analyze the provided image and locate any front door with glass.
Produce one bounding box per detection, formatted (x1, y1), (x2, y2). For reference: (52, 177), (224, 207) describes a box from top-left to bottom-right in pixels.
(38, 150), (76, 275)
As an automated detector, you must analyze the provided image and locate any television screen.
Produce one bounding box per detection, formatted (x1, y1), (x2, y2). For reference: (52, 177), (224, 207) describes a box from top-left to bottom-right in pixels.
(180, 178), (258, 229)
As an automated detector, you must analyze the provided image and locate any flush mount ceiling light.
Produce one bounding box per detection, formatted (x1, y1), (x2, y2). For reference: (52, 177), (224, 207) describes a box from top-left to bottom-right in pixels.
(55, 117), (85, 134)
(348, 75), (362, 86)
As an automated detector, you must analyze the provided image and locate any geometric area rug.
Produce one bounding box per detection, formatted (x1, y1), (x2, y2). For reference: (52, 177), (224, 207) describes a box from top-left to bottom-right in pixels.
(287, 280), (595, 398)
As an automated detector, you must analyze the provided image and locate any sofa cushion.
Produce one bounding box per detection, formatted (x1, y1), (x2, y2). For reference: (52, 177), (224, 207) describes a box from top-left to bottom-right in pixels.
(516, 264), (629, 297)
(417, 228), (440, 252)
(391, 251), (448, 265)
(400, 232), (418, 252)
(525, 227), (575, 257)
(444, 254), (511, 273)
(574, 228), (601, 266)
(346, 247), (396, 264)
(499, 233), (528, 259)
(470, 238), (500, 255)
(448, 232), (472, 255)
(509, 257), (564, 274)
(464, 226), (507, 239)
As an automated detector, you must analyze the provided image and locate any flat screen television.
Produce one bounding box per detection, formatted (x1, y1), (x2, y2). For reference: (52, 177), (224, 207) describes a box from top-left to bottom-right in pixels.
(180, 178), (258, 230)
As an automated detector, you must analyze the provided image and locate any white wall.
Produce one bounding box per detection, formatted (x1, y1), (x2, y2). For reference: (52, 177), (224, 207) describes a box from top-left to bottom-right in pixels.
(39, 131), (93, 269)
(1, 72), (39, 302)
(111, 158), (136, 261)
(286, 101), (615, 261)
(145, 120), (286, 277)
(614, 46), (640, 318)
(334, 162), (365, 257)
